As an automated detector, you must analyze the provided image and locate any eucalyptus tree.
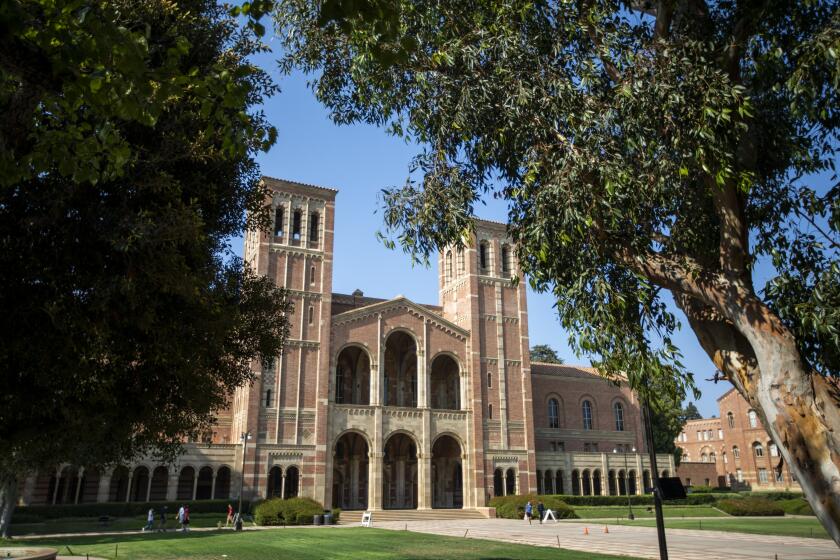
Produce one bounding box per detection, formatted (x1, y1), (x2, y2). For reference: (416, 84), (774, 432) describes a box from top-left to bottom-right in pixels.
(0, 0), (288, 536)
(276, 0), (840, 541)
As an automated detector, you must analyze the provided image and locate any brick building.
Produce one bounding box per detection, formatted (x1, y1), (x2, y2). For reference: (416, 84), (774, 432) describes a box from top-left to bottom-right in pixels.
(675, 389), (799, 490)
(19, 178), (673, 510)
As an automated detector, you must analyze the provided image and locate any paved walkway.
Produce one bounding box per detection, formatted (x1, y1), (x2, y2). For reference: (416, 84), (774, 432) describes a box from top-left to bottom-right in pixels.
(373, 518), (838, 560)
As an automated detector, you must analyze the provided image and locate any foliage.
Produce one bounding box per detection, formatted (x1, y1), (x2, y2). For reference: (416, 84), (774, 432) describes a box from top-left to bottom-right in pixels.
(254, 497), (325, 526)
(497, 494), (718, 506)
(682, 403), (703, 421)
(740, 491), (803, 501)
(779, 498), (815, 516)
(0, 0), (289, 536)
(688, 485), (716, 494)
(530, 344), (564, 364)
(716, 497), (785, 516)
(489, 494), (577, 520)
(14, 500), (247, 521)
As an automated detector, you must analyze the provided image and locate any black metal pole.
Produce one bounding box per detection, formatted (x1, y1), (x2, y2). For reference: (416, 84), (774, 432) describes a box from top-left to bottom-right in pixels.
(642, 399), (668, 560)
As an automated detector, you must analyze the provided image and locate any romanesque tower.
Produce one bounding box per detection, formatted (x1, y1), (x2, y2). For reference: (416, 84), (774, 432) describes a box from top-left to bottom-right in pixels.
(241, 177), (336, 501)
(438, 220), (537, 504)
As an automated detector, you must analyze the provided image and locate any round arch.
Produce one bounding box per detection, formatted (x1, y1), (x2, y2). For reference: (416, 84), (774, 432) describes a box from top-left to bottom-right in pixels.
(334, 344), (373, 405)
(578, 394), (598, 430)
(383, 329), (418, 407)
(431, 434), (463, 508)
(429, 354), (461, 410)
(333, 431), (370, 510)
(383, 432), (418, 509)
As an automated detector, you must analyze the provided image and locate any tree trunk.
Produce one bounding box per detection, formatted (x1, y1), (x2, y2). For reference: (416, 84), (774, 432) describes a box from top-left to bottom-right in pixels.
(0, 472), (19, 539)
(680, 288), (840, 546)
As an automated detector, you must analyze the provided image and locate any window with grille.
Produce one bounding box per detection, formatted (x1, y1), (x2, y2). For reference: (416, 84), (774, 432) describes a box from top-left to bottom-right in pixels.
(582, 400), (593, 430)
(548, 398), (560, 428)
(614, 402), (624, 431)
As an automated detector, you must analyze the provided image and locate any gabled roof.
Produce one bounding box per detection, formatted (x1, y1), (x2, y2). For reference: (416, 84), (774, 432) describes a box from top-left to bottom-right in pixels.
(716, 387), (738, 402)
(262, 176), (339, 194)
(331, 295), (469, 340)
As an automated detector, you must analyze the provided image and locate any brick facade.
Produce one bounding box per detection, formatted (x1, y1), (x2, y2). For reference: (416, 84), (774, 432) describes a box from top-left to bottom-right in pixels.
(21, 178), (673, 509)
(675, 389), (799, 490)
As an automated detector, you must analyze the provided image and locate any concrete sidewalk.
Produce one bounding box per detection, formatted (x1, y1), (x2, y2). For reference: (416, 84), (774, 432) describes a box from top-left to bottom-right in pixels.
(373, 517), (838, 560)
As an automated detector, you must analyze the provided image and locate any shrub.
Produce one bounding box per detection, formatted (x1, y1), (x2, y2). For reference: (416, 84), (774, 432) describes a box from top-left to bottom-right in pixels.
(9, 513), (45, 524)
(253, 497), (325, 526)
(688, 485), (715, 494)
(740, 491), (801, 501)
(489, 494), (577, 520)
(716, 497), (784, 516)
(517, 494), (717, 506)
(331, 508), (341, 522)
(778, 498), (814, 516)
(15, 499), (243, 520)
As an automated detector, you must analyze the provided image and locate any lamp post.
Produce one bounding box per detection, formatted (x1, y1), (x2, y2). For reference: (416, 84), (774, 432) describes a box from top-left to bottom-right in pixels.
(236, 431), (252, 531)
(613, 446), (636, 520)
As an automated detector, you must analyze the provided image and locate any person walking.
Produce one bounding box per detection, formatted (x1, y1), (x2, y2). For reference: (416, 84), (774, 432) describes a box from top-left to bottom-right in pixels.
(537, 501), (545, 525)
(143, 507), (155, 531)
(178, 505), (185, 532)
(524, 501), (533, 525)
(183, 504), (191, 532)
(225, 503), (234, 527)
(157, 505), (168, 532)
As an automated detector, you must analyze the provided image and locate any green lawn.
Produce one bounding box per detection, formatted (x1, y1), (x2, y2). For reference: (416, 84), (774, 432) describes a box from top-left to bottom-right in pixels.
(608, 517), (830, 539)
(571, 505), (727, 519)
(9, 513), (230, 537)
(6, 527), (637, 560)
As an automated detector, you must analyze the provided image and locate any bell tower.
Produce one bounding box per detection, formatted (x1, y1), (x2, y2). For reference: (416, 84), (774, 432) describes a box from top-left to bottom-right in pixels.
(438, 219), (537, 503)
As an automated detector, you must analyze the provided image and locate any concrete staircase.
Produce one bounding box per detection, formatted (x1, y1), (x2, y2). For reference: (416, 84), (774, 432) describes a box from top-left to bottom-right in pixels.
(339, 509), (487, 524)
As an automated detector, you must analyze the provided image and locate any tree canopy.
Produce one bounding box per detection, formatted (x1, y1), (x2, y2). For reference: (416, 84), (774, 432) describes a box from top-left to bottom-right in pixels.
(530, 344), (564, 364)
(0, 0), (289, 536)
(275, 0), (840, 542)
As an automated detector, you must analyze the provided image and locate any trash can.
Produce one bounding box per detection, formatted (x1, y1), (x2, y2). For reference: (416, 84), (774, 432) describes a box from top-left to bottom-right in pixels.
(323, 513), (333, 525)
(313, 514), (323, 526)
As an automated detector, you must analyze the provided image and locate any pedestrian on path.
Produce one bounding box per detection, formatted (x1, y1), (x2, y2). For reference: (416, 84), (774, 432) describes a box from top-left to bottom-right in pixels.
(226, 503), (234, 527)
(524, 501), (533, 525)
(157, 506), (167, 532)
(183, 504), (191, 532)
(537, 501), (545, 524)
(143, 508), (155, 531)
(178, 505), (185, 531)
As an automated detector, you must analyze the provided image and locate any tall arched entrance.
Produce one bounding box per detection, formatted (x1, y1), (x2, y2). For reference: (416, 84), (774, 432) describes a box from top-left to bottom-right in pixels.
(333, 432), (369, 510)
(430, 355), (460, 410)
(383, 332), (417, 407)
(383, 433), (418, 509)
(335, 346), (370, 404)
(431, 435), (463, 508)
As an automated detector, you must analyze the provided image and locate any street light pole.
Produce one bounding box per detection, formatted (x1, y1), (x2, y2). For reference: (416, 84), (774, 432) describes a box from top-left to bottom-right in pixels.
(236, 431), (251, 531)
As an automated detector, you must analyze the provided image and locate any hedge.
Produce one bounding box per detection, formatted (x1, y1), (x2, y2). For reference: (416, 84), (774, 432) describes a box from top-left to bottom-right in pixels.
(739, 491), (802, 501)
(777, 498), (814, 516)
(253, 497), (330, 526)
(489, 494), (577, 520)
(14, 499), (247, 522)
(524, 494), (717, 506)
(716, 497), (784, 516)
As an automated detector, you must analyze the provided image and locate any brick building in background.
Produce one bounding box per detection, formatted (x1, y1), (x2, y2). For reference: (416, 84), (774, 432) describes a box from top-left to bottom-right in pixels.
(675, 389), (799, 490)
(19, 178), (673, 510)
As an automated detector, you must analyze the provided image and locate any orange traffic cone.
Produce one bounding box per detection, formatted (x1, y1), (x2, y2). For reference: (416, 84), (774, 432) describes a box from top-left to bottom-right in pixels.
(603, 526), (609, 534)
(583, 527), (589, 535)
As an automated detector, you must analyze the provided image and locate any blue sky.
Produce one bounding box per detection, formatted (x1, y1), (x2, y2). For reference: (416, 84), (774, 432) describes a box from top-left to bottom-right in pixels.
(242, 53), (733, 419)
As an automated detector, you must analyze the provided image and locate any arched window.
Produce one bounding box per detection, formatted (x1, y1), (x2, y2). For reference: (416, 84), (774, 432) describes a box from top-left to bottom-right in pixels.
(709, 452), (716, 462)
(309, 212), (320, 242)
(700, 453), (708, 463)
(747, 410), (758, 428)
(446, 250), (453, 281)
(732, 445), (740, 459)
(548, 398), (560, 429)
(753, 442), (764, 457)
(501, 245), (511, 276)
(275, 207), (285, 236)
(292, 210), (302, 240)
(722, 452), (728, 464)
(457, 248), (465, 273)
(479, 241), (490, 271)
(582, 400), (593, 430)
(613, 402), (625, 431)
(727, 411), (735, 428)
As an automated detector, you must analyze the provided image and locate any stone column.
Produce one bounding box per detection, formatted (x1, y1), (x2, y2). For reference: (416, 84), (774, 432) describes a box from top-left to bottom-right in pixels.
(600, 453), (609, 495)
(418, 321), (429, 408)
(74, 469), (84, 504)
(145, 472), (153, 502)
(20, 475), (37, 506)
(368, 451), (383, 510)
(125, 470), (133, 503)
(166, 470), (179, 501)
(635, 453), (644, 495)
(418, 452), (432, 509)
(192, 473), (199, 501)
(97, 472), (112, 503)
(350, 458), (360, 509)
(280, 474), (286, 500)
(211, 471), (217, 500)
